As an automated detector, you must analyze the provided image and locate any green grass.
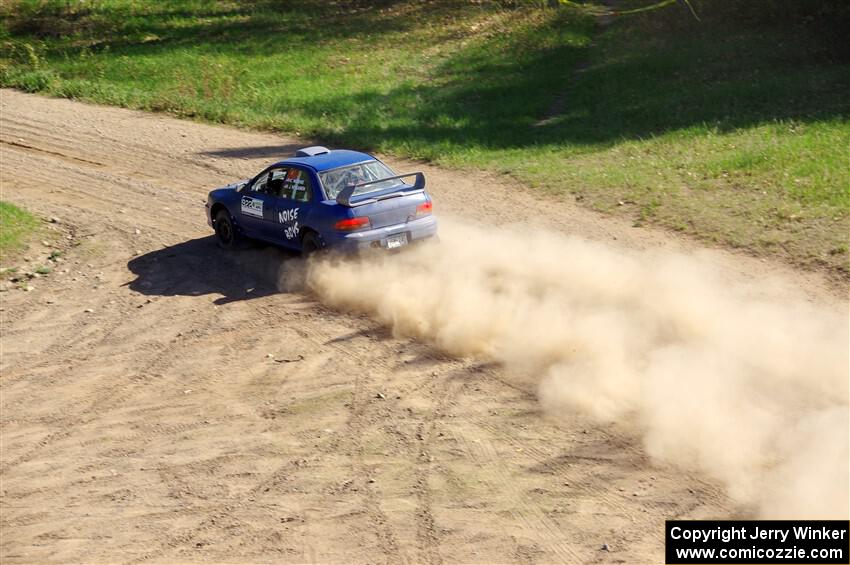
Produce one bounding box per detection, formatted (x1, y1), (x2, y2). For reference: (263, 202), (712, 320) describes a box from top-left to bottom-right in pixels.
(1, 0), (848, 274)
(0, 201), (39, 258)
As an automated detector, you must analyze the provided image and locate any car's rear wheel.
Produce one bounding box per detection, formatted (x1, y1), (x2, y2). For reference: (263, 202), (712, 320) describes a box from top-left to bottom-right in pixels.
(214, 210), (240, 250)
(301, 231), (324, 257)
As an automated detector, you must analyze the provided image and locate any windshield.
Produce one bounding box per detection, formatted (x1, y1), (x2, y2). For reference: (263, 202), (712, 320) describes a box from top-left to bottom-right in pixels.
(319, 160), (403, 199)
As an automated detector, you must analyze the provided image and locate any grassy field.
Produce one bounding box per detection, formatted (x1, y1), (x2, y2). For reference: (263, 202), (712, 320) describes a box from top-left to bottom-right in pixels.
(0, 201), (39, 257)
(1, 0), (848, 274)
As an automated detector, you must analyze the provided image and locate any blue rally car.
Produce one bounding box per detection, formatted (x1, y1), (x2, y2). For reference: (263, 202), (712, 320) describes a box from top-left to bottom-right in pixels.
(205, 146), (437, 254)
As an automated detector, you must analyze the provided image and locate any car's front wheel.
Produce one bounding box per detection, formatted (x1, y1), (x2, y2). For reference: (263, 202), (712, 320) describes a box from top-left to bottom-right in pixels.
(214, 210), (241, 250)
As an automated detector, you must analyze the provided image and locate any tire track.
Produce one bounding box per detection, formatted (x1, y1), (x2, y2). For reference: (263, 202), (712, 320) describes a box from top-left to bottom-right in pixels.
(1, 88), (747, 565)
(450, 428), (585, 564)
(0, 302), (220, 475)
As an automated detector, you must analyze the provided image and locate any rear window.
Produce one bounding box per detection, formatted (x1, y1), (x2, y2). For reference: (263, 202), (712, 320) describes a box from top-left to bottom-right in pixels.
(319, 160), (403, 199)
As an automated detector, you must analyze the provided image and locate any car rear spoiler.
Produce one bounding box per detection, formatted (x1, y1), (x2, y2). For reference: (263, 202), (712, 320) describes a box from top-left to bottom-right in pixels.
(336, 172), (425, 207)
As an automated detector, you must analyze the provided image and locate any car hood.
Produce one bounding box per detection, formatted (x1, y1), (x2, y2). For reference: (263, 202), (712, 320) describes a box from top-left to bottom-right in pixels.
(221, 179), (250, 191)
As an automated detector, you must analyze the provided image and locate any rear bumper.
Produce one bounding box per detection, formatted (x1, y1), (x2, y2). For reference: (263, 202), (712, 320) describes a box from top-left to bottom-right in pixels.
(325, 215), (438, 252)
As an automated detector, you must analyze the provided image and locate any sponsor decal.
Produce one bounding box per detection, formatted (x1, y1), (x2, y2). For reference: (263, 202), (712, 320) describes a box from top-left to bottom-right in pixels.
(284, 170), (307, 199)
(287, 177), (306, 191)
(241, 196), (263, 218)
(278, 208), (299, 240)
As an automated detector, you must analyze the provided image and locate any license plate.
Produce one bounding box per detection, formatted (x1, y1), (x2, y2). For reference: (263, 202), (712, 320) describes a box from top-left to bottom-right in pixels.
(385, 233), (408, 249)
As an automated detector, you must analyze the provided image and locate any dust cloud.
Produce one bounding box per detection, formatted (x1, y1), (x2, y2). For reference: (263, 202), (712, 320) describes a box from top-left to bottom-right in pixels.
(302, 218), (849, 518)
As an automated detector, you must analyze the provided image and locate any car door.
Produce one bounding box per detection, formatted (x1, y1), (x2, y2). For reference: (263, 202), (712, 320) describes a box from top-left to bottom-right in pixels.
(239, 167), (286, 240)
(269, 167), (315, 250)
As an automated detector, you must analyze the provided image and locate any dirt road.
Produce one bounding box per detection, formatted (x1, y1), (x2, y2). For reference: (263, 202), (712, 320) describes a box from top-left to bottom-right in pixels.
(0, 89), (844, 564)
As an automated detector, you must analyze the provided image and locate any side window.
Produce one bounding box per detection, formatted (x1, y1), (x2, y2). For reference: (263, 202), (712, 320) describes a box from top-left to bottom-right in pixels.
(251, 167), (288, 194)
(251, 173), (268, 193)
(267, 168), (289, 197)
(280, 168), (313, 203)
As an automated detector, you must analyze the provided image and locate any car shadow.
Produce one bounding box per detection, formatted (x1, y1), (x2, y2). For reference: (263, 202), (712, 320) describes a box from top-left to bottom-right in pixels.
(126, 236), (302, 305)
(199, 144), (304, 160)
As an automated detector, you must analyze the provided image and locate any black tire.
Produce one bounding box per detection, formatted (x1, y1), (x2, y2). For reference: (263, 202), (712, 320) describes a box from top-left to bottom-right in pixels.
(301, 231), (324, 257)
(214, 209), (240, 250)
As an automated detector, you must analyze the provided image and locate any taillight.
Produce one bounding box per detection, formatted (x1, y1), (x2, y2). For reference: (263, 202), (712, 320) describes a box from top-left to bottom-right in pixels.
(416, 201), (433, 217)
(334, 216), (371, 231)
